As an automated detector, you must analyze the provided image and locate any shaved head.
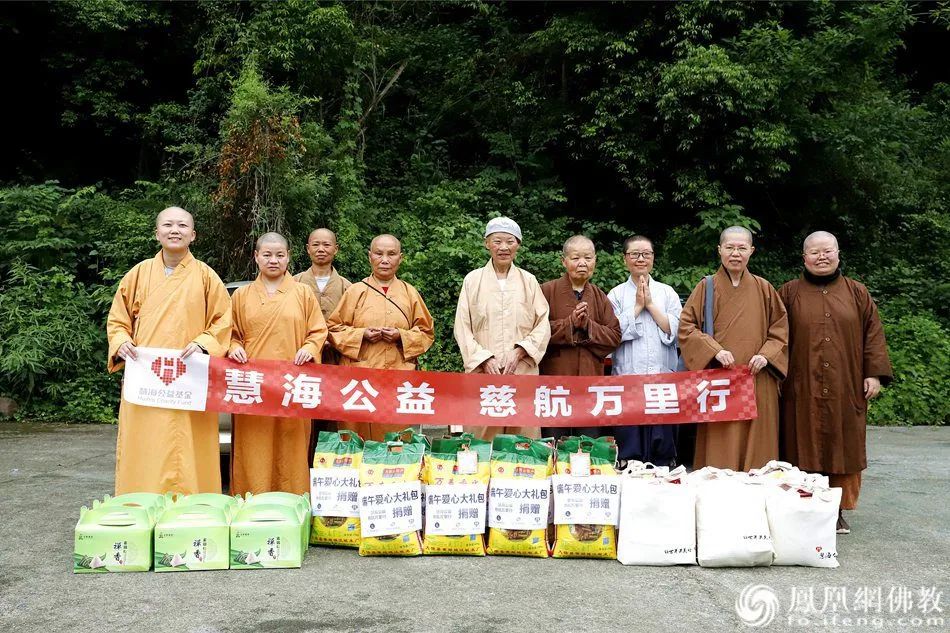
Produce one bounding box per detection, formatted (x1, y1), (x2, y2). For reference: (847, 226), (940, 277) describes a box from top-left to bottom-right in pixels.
(719, 225), (754, 245)
(156, 206), (194, 228)
(308, 228), (337, 244)
(561, 235), (595, 258)
(803, 231), (839, 252)
(370, 234), (401, 252)
(255, 232), (289, 251)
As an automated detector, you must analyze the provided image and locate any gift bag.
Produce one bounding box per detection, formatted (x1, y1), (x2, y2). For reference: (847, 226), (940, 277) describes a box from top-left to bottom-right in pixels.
(749, 460), (830, 489)
(766, 485), (841, 568)
(486, 435), (553, 558)
(695, 477), (774, 568)
(551, 436), (619, 559)
(358, 440), (425, 556)
(422, 433), (491, 556)
(617, 467), (696, 566)
(310, 430), (364, 548)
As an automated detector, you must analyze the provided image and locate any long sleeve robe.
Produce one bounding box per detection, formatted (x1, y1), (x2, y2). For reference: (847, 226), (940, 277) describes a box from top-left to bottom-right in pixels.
(293, 266), (352, 450)
(539, 274), (621, 437)
(607, 275), (683, 464)
(779, 274), (892, 478)
(327, 276), (435, 441)
(454, 261), (551, 440)
(678, 267), (789, 471)
(229, 274), (328, 496)
(294, 266), (351, 366)
(107, 251), (231, 495)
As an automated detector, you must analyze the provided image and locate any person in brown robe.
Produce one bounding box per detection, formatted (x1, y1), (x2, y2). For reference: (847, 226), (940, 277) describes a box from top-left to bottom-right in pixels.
(293, 227), (351, 448)
(327, 234), (435, 441)
(678, 226), (789, 471)
(539, 236), (622, 438)
(779, 231), (892, 534)
(293, 228), (352, 340)
(228, 232), (328, 496)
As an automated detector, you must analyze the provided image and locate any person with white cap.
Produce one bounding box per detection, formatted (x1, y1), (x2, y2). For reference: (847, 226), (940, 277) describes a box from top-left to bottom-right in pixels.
(454, 217), (551, 440)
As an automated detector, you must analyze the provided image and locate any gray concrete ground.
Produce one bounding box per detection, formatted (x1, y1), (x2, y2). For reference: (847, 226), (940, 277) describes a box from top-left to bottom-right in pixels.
(0, 423), (947, 633)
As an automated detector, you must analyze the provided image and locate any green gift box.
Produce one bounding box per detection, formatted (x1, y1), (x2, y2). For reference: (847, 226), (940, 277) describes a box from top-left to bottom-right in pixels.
(153, 505), (231, 572)
(74, 503), (155, 573)
(230, 503), (308, 569)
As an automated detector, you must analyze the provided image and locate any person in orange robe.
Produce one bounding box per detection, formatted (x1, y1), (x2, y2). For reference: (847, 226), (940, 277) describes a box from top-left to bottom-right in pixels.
(678, 226), (789, 471)
(107, 206), (231, 495)
(327, 234), (435, 441)
(227, 232), (328, 496)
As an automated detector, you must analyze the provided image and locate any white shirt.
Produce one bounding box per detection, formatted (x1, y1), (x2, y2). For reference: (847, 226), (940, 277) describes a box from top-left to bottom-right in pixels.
(315, 276), (330, 292)
(607, 275), (682, 376)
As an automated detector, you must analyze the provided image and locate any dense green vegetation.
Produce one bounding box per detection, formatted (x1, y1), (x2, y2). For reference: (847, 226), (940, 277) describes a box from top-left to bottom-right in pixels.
(1, 1), (947, 424)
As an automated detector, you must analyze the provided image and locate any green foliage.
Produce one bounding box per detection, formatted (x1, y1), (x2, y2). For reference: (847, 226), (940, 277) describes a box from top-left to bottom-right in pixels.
(869, 310), (950, 426)
(0, 262), (118, 423)
(1, 1), (948, 425)
(0, 182), (169, 422)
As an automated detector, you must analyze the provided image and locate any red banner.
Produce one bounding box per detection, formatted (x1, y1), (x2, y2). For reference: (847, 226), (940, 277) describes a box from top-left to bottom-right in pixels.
(202, 357), (757, 427)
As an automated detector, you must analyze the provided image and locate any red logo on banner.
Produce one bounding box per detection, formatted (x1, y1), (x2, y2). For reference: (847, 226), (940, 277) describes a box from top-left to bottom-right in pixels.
(151, 357), (187, 386)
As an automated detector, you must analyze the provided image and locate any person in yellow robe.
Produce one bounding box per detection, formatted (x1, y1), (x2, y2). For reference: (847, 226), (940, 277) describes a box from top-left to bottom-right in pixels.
(454, 217), (551, 440)
(227, 232), (328, 496)
(107, 206), (231, 495)
(678, 226), (789, 471)
(326, 234), (435, 441)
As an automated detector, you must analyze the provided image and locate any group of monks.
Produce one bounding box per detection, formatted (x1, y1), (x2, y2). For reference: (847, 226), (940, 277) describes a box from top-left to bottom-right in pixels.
(107, 208), (892, 534)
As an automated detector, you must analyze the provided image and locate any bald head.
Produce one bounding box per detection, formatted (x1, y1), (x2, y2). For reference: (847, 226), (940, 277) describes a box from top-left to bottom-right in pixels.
(255, 232), (289, 251)
(155, 206), (196, 253)
(368, 234), (403, 282)
(803, 231), (838, 252)
(370, 234), (401, 252)
(561, 235), (595, 258)
(801, 230), (840, 276)
(719, 225), (753, 245)
(308, 228), (337, 244)
(156, 206), (194, 228)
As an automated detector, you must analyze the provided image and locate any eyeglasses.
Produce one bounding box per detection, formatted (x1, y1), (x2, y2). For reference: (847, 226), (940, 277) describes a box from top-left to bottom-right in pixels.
(624, 251), (654, 260)
(804, 249), (838, 257)
(720, 245), (750, 255)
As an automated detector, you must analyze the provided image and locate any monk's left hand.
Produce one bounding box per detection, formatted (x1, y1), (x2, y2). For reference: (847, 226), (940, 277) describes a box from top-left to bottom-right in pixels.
(502, 346), (527, 374)
(748, 354), (768, 375)
(864, 376), (882, 400)
(294, 348), (314, 365)
(180, 342), (203, 359)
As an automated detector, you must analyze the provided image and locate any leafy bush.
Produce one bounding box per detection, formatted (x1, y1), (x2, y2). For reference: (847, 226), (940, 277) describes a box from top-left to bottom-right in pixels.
(868, 310), (950, 426)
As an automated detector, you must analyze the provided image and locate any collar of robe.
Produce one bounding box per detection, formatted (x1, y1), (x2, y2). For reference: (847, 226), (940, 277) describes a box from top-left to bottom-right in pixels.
(802, 267), (842, 286)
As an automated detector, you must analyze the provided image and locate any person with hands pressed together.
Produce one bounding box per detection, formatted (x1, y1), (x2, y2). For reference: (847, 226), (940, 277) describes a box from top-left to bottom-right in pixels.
(227, 232), (328, 496)
(327, 234), (435, 441)
(107, 206), (232, 495)
(779, 231), (892, 534)
(454, 217), (551, 440)
(540, 236), (621, 439)
(608, 235), (683, 466)
(678, 226), (789, 471)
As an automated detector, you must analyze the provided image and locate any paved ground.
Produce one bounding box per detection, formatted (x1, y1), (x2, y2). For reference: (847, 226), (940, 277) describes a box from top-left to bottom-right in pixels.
(0, 423), (947, 633)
